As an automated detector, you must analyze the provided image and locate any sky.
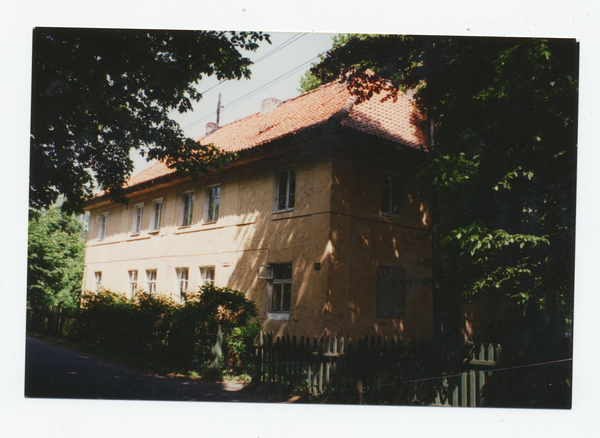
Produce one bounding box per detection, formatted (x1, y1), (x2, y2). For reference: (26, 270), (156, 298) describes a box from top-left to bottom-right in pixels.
(131, 32), (337, 173)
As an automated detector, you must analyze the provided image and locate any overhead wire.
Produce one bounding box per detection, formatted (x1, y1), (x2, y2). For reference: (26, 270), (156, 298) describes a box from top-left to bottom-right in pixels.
(182, 55), (319, 131)
(181, 33), (312, 132)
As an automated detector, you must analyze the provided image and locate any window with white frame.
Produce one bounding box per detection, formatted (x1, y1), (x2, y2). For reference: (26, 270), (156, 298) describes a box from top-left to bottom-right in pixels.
(146, 270), (157, 294)
(205, 185), (220, 222)
(150, 199), (163, 231)
(181, 191), (194, 226)
(176, 268), (189, 298)
(275, 168), (296, 211)
(376, 266), (407, 318)
(199, 266), (215, 287)
(132, 204), (143, 234)
(97, 213), (108, 240)
(94, 271), (102, 292)
(269, 263), (292, 314)
(381, 174), (403, 216)
(128, 270), (138, 298)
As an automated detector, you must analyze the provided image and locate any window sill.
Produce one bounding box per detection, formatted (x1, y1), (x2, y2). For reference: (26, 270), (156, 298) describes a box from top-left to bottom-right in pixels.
(202, 220), (218, 225)
(267, 312), (290, 321)
(272, 208), (294, 214)
(130, 232), (140, 237)
(148, 229), (160, 234)
(379, 213), (406, 220)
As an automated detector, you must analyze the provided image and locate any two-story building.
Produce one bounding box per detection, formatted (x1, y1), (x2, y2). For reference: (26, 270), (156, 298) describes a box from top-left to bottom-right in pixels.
(83, 80), (433, 340)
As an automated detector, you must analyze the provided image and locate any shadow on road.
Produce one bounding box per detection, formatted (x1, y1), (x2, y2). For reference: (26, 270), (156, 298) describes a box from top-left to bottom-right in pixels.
(25, 337), (292, 403)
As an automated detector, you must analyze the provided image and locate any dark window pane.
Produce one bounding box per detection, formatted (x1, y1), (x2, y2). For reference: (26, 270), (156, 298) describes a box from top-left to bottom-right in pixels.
(272, 283), (282, 311)
(278, 170), (288, 210)
(288, 169), (296, 208)
(282, 283), (291, 311)
(392, 176), (402, 215)
(382, 175), (391, 213)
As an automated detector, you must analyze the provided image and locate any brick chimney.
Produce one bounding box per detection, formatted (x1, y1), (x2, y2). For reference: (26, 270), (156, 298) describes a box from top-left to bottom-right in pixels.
(206, 122), (218, 136)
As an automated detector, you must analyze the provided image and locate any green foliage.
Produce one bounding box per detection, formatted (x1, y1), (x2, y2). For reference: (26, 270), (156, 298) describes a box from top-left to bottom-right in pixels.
(223, 322), (262, 373)
(31, 28), (270, 214)
(79, 286), (258, 373)
(297, 71), (322, 93)
(313, 35), (578, 338)
(27, 205), (86, 309)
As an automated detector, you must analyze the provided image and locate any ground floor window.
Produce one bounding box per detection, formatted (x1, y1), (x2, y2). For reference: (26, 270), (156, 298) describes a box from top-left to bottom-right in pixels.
(376, 266), (407, 318)
(200, 266), (215, 287)
(94, 271), (102, 292)
(176, 268), (189, 299)
(128, 270), (138, 298)
(269, 263), (292, 314)
(146, 270), (157, 294)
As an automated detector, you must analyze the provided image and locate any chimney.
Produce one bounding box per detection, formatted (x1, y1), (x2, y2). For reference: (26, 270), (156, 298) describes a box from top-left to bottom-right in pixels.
(260, 98), (282, 114)
(206, 122), (218, 136)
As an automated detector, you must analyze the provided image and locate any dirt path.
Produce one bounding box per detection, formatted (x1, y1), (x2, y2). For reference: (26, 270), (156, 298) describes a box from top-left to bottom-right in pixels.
(25, 337), (292, 403)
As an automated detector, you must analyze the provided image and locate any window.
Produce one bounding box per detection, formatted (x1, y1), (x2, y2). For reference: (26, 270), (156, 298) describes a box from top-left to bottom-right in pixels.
(205, 185), (220, 222)
(150, 199), (162, 231)
(200, 266), (215, 287)
(146, 270), (157, 294)
(381, 174), (403, 216)
(132, 204), (143, 234)
(97, 213), (108, 240)
(94, 271), (102, 292)
(176, 268), (189, 298)
(275, 168), (296, 211)
(376, 266), (407, 318)
(181, 191), (194, 226)
(269, 263), (292, 314)
(128, 270), (138, 298)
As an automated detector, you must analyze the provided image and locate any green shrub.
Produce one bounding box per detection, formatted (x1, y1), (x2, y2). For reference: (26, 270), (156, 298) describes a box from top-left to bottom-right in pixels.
(78, 285), (259, 375)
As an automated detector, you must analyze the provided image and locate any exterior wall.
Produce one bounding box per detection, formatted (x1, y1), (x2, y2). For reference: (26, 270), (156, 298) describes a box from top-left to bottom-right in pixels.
(84, 141), (433, 340)
(326, 148), (433, 340)
(84, 150), (334, 337)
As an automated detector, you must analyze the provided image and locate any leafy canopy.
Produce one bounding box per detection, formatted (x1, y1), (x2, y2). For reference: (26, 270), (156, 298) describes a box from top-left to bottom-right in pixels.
(31, 28), (270, 214)
(312, 35), (578, 334)
(27, 205), (87, 309)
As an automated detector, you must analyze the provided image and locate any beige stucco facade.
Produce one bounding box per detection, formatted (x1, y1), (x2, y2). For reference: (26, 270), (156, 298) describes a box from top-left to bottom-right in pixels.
(84, 138), (433, 340)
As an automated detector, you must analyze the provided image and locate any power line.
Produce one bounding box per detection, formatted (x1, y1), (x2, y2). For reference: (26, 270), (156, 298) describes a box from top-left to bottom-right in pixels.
(197, 33), (308, 96)
(182, 55), (319, 132)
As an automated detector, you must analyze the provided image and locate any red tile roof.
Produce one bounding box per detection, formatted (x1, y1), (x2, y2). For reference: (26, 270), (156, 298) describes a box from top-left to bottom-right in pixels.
(124, 80), (426, 190)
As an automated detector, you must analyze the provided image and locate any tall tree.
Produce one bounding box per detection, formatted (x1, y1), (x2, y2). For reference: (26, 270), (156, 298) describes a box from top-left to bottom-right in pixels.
(312, 35), (578, 342)
(31, 28), (270, 213)
(27, 205), (87, 309)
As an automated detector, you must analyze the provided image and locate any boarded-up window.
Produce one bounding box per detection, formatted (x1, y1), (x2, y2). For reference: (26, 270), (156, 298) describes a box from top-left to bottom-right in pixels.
(376, 266), (406, 318)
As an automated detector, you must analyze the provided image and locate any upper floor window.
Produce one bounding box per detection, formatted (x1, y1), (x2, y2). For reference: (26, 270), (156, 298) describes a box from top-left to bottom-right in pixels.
(97, 213), (108, 240)
(200, 266), (215, 287)
(181, 191), (194, 226)
(128, 270), (138, 298)
(176, 267), (189, 299)
(205, 185), (220, 222)
(146, 269), (157, 294)
(150, 199), (163, 231)
(381, 174), (403, 216)
(132, 204), (143, 234)
(275, 168), (296, 212)
(376, 266), (406, 319)
(94, 271), (102, 292)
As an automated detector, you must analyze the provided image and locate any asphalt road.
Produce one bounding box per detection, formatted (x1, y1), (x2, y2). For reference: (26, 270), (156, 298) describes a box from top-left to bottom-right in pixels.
(24, 337), (288, 402)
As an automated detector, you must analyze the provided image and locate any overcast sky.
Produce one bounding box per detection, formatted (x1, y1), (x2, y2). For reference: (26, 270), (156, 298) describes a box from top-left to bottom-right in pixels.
(132, 32), (337, 173)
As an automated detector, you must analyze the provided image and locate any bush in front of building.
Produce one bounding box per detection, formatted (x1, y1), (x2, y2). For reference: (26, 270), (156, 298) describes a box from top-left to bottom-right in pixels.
(78, 286), (258, 375)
